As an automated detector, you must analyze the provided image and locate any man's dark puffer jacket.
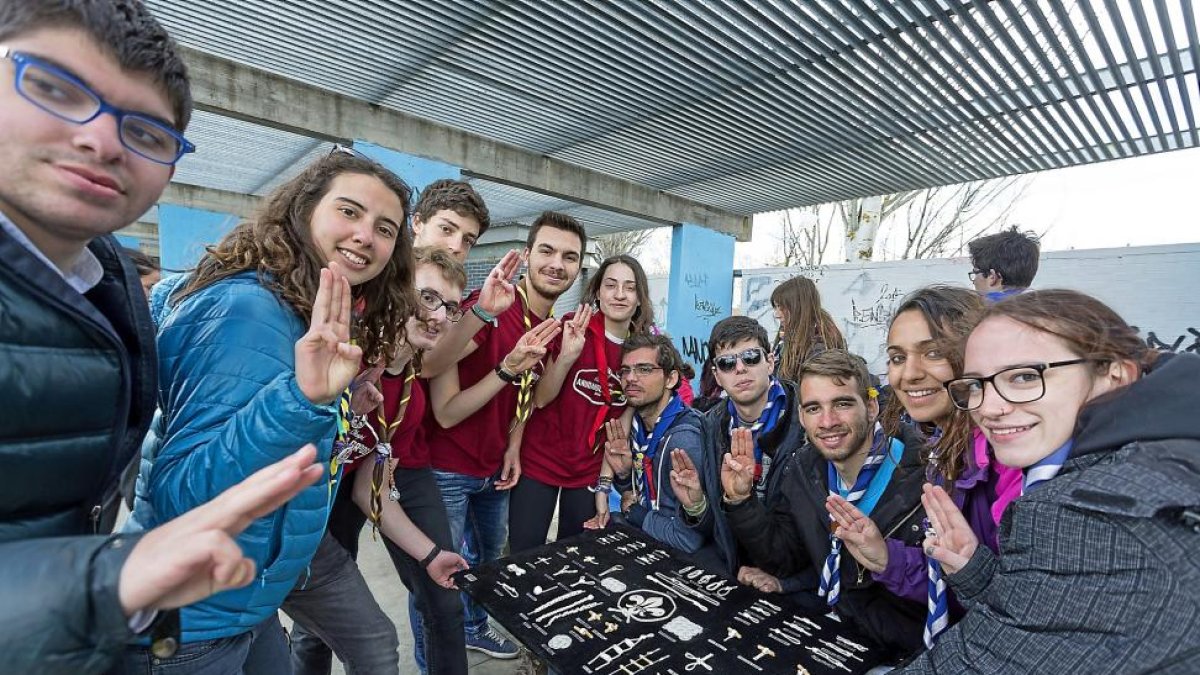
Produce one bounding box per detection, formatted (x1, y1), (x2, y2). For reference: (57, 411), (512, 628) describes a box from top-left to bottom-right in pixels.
(0, 229), (157, 674)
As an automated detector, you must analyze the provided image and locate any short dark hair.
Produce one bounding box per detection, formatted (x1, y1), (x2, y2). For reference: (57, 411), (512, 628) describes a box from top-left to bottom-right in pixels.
(0, 0), (193, 131)
(798, 349), (872, 404)
(413, 179), (491, 236)
(121, 246), (158, 277)
(967, 226), (1040, 288)
(526, 211), (587, 256)
(708, 316), (770, 357)
(622, 333), (686, 391)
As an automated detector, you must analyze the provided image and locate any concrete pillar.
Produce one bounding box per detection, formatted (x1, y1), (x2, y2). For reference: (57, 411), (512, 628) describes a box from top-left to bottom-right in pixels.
(157, 204), (239, 272)
(665, 222), (735, 373)
(351, 141), (461, 193)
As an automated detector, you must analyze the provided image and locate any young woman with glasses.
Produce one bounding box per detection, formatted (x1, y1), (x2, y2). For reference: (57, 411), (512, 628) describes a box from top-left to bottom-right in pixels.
(124, 151), (417, 674)
(512, 254), (655, 550)
(823, 286), (1022, 649)
(898, 290), (1200, 674)
(770, 275), (846, 382)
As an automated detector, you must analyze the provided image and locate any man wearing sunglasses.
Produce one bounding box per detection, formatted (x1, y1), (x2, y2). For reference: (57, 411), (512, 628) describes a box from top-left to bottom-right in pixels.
(667, 316), (810, 578)
(605, 334), (706, 552)
(0, 3), (328, 673)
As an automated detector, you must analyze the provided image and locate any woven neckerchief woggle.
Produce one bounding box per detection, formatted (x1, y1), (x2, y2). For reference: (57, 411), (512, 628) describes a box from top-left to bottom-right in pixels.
(631, 392), (685, 510)
(726, 377), (788, 500)
(818, 424), (889, 606)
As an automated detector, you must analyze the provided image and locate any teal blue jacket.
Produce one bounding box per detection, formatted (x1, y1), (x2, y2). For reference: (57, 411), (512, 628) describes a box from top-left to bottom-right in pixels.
(132, 271), (338, 642)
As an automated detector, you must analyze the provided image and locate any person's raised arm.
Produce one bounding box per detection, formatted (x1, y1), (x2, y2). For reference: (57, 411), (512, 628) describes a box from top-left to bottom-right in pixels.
(422, 250), (521, 376)
(428, 318), (560, 428)
(533, 305), (592, 408)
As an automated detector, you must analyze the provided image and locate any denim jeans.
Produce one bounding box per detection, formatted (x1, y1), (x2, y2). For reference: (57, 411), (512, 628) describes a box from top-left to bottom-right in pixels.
(116, 615), (290, 675)
(408, 470), (509, 670)
(282, 531), (399, 675)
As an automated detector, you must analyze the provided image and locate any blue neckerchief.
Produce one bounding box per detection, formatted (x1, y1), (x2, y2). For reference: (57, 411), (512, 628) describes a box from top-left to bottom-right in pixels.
(631, 393), (685, 508)
(1022, 438), (1073, 494)
(727, 378), (788, 498)
(985, 288), (1023, 303)
(819, 426), (902, 606)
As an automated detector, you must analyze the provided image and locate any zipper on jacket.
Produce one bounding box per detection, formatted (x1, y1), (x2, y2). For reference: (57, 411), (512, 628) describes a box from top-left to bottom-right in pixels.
(90, 505), (102, 534)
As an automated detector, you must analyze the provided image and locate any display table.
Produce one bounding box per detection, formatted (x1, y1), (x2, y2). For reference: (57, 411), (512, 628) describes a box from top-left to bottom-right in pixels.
(455, 524), (886, 674)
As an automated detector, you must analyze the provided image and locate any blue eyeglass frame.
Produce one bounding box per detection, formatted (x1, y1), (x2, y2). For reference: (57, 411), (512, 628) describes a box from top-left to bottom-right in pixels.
(1, 46), (195, 165)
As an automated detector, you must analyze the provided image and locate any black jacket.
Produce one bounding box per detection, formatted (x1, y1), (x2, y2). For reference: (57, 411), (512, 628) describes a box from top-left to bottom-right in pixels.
(0, 229), (157, 673)
(899, 353), (1200, 674)
(687, 379), (809, 578)
(725, 422), (929, 658)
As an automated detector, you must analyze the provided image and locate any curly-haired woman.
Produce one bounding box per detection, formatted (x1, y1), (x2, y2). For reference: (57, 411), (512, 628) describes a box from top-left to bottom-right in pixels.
(124, 149), (416, 674)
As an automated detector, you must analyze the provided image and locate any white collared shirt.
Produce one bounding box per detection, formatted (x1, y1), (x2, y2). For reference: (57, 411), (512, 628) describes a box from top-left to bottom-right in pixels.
(0, 210), (105, 293)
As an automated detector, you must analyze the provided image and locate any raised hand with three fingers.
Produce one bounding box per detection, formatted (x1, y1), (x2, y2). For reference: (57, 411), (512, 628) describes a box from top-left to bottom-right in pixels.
(295, 263), (363, 406)
(501, 318), (561, 375)
(826, 494), (889, 573)
(922, 483), (978, 574)
(668, 448), (704, 511)
(557, 304), (594, 363)
(721, 427), (756, 502)
(603, 419), (633, 477)
(477, 250), (522, 316)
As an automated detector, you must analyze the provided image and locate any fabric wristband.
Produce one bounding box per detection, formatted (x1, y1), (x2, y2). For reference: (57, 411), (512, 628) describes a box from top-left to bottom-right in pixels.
(682, 495), (709, 517)
(471, 304), (498, 326)
(420, 544), (441, 568)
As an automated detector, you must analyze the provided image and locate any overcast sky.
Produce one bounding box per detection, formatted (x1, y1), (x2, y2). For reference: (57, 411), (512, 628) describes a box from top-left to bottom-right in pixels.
(725, 144), (1200, 269)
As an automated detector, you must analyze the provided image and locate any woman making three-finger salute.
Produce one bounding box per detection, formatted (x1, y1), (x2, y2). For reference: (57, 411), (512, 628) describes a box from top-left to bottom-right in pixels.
(125, 151), (416, 674)
(513, 255), (654, 550)
(823, 287), (1022, 648)
(897, 290), (1200, 674)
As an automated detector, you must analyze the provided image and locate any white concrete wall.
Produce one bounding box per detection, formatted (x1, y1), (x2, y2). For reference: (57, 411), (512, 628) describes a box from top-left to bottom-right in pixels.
(648, 243), (1200, 377)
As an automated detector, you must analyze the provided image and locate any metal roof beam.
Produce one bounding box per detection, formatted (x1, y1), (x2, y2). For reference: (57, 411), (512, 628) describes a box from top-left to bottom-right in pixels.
(180, 46), (752, 241)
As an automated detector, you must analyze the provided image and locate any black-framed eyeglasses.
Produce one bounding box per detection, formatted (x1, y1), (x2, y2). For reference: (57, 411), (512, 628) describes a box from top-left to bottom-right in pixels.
(1, 47), (194, 165)
(944, 358), (1095, 411)
(417, 288), (463, 322)
(967, 269), (988, 282)
(618, 363), (663, 379)
(713, 347), (766, 373)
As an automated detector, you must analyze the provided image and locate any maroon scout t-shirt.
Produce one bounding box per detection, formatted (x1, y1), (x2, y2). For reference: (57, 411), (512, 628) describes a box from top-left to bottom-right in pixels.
(344, 368), (429, 473)
(427, 289), (546, 478)
(521, 313), (627, 489)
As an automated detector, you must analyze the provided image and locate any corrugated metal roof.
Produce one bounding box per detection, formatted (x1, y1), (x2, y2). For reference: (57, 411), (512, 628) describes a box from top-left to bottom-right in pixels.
(150, 0), (1200, 217)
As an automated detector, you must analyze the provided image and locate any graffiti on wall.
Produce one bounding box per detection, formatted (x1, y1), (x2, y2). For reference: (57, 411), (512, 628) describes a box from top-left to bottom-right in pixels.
(1136, 327), (1200, 354)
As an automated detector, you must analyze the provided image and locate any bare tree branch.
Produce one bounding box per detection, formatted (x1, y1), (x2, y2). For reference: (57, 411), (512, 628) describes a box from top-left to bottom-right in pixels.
(590, 229), (655, 264)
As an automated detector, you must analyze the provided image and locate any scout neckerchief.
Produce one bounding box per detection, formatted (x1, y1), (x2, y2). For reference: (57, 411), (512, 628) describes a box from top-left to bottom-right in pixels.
(922, 425), (949, 648)
(368, 364), (415, 537)
(511, 279), (551, 431)
(585, 311), (623, 453)
(631, 393), (685, 510)
(330, 387), (355, 499)
(726, 378), (788, 500)
(1022, 438), (1073, 494)
(818, 425), (893, 606)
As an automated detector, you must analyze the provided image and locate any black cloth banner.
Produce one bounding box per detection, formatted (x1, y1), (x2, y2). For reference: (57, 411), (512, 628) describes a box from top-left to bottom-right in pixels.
(455, 524), (886, 674)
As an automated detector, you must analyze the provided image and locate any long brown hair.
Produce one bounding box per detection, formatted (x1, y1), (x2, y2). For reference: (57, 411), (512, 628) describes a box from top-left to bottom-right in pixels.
(979, 289), (1159, 379)
(881, 286), (984, 483)
(176, 151), (416, 364)
(771, 275), (846, 382)
(584, 255), (655, 335)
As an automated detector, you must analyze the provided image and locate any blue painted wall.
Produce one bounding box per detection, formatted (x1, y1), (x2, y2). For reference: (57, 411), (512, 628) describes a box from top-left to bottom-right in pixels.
(352, 141), (461, 195)
(665, 223), (735, 372)
(158, 205), (239, 272)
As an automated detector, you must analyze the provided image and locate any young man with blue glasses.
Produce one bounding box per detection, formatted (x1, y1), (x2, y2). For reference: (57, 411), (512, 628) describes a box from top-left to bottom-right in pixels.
(0, 3), (323, 673)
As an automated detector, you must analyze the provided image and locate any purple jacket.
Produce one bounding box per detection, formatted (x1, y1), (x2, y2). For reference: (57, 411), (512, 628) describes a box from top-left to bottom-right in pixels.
(873, 429), (1021, 615)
